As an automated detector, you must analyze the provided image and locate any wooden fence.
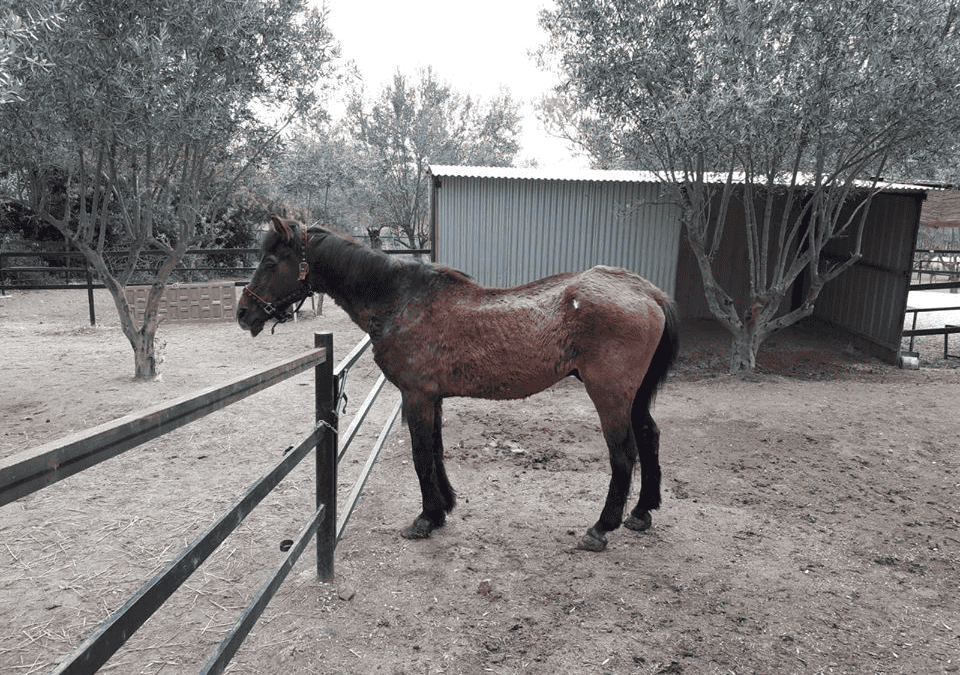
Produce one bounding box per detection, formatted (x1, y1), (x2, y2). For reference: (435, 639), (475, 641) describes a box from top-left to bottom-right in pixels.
(0, 331), (401, 673)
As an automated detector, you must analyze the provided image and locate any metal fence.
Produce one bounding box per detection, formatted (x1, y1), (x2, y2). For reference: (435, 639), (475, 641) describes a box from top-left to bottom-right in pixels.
(912, 248), (960, 292)
(903, 249), (960, 358)
(0, 246), (431, 325)
(0, 331), (401, 673)
(0, 248), (260, 325)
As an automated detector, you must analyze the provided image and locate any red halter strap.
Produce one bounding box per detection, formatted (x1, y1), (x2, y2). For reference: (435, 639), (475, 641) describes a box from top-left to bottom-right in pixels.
(242, 225), (313, 324)
(297, 228), (310, 281)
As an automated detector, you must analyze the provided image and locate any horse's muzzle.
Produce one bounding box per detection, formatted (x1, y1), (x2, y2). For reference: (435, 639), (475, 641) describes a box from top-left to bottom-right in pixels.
(237, 307), (265, 337)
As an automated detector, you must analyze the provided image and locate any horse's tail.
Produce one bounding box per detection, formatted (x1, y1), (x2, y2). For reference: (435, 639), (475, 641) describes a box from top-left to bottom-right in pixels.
(637, 298), (680, 406)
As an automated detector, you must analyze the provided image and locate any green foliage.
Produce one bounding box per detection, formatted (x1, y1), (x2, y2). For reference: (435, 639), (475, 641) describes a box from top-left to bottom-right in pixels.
(347, 68), (522, 248)
(269, 123), (361, 231)
(541, 0), (960, 370)
(0, 0), (339, 378)
(542, 0), (960, 176)
(0, 0), (62, 105)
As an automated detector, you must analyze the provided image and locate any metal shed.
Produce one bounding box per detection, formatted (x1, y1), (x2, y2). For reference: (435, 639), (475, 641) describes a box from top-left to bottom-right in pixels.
(429, 165), (682, 296)
(429, 165), (928, 363)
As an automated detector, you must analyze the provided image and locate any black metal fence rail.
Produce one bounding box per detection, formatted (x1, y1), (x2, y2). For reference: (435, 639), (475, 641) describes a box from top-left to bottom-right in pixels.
(0, 248), (261, 292)
(0, 330), (403, 673)
(904, 249), (960, 357)
(911, 248), (960, 291)
(0, 248), (260, 326)
(0, 246), (432, 327)
(0, 339), (331, 674)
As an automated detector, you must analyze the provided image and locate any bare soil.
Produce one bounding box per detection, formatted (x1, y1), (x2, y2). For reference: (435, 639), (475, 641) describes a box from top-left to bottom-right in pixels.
(1, 288), (959, 675)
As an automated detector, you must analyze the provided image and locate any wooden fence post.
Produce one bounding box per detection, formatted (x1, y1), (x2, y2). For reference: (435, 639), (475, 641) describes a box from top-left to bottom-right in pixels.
(315, 331), (337, 581)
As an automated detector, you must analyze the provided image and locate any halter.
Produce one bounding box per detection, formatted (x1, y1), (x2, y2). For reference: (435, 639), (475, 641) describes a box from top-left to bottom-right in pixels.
(242, 227), (313, 333)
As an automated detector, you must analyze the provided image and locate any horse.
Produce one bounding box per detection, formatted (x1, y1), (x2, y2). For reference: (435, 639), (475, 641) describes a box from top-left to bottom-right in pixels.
(237, 216), (680, 551)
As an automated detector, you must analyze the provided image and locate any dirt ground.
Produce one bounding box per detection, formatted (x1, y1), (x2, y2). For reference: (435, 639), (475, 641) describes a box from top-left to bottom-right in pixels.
(1, 288), (959, 675)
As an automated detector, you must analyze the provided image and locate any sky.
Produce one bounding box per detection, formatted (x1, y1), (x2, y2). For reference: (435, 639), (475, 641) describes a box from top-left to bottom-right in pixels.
(322, 0), (588, 169)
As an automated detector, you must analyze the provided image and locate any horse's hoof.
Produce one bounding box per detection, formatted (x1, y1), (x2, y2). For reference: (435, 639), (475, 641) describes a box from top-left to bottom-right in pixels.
(400, 516), (437, 540)
(624, 510), (653, 532)
(576, 527), (608, 552)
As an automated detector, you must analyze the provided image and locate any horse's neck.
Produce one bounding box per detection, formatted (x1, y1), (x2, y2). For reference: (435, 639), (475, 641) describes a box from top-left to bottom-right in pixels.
(312, 239), (404, 334)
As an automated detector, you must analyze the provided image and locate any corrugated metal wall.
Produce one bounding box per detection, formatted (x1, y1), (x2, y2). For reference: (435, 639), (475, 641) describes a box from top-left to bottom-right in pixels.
(812, 192), (924, 358)
(675, 189), (924, 361)
(433, 175), (682, 296)
(432, 168), (925, 363)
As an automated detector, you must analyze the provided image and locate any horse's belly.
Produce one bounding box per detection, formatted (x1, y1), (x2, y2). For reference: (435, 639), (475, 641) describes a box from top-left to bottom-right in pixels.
(441, 346), (570, 400)
(405, 319), (573, 400)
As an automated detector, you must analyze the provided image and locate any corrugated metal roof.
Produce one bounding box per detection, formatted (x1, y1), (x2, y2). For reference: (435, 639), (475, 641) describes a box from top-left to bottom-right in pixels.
(429, 165), (661, 183)
(429, 165), (930, 194)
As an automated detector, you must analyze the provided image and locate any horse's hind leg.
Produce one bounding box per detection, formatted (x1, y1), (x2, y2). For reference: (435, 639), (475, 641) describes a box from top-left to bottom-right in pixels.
(577, 406), (638, 552)
(401, 396), (456, 539)
(624, 394), (661, 532)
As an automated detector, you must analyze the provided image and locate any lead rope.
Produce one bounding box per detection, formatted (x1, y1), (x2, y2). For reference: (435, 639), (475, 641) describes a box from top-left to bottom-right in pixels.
(313, 366), (351, 436)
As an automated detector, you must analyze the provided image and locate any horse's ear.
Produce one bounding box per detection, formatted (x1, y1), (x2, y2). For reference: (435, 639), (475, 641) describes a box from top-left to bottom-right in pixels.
(271, 216), (293, 242)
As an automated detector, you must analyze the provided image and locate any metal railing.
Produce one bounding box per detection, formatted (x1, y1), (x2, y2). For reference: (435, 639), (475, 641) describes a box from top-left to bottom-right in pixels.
(0, 248), (260, 326)
(0, 330), (402, 673)
(904, 249), (960, 358)
(318, 333), (402, 575)
(911, 248), (960, 292)
(1, 342), (329, 674)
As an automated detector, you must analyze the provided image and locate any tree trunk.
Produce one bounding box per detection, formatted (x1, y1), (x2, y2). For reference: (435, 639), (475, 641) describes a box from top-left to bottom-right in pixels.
(132, 328), (158, 380)
(101, 272), (165, 381)
(727, 314), (770, 372)
(681, 181), (869, 375)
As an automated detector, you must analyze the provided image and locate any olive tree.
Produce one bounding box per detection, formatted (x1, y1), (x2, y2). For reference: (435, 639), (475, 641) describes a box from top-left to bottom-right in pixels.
(0, 0), (62, 105)
(541, 0), (960, 371)
(0, 0), (337, 379)
(347, 68), (522, 250)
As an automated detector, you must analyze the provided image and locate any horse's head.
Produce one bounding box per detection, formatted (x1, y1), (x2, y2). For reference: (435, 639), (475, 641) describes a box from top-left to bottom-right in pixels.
(237, 216), (313, 337)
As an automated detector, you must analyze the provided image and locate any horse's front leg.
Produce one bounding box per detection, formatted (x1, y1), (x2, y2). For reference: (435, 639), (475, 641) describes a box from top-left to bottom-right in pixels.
(401, 395), (455, 539)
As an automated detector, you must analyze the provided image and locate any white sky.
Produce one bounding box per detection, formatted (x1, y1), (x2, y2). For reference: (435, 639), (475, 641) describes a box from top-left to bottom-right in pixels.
(323, 0), (588, 169)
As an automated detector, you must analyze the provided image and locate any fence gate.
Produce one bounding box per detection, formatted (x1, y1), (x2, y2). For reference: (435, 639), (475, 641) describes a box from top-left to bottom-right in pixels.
(1, 330), (402, 673)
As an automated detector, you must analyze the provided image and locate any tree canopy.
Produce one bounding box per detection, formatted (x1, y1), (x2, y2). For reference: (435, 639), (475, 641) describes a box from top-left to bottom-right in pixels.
(347, 68), (522, 249)
(541, 0), (960, 370)
(0, 0), (338, 378)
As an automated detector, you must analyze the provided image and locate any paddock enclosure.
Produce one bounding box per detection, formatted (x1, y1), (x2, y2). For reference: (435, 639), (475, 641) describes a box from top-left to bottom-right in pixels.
(2, 289), (959, 674)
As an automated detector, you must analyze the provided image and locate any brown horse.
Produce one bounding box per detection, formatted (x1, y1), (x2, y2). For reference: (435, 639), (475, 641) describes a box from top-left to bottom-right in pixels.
(238, 217), (680, 551)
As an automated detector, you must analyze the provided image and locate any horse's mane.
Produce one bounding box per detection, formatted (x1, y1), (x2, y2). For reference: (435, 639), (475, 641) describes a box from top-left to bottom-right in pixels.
(261, 219), (473, 304)
(267, 220), (474, 305)
(308, 225), (407, 295)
